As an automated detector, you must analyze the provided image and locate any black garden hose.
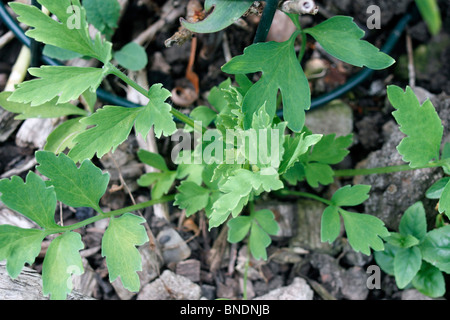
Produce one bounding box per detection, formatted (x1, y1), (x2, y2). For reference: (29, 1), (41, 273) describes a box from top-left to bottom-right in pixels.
(0, 1), (418, 119)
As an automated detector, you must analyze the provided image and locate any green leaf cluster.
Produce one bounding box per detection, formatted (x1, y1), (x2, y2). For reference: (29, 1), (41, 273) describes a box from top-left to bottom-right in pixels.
(282, 132), (353, 188)
(0, 151), (150, 299)
(374, 202), (449, 298)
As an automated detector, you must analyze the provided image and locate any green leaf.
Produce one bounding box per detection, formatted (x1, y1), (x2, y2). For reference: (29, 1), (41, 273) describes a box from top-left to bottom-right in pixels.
(399, 202), (427, 241)
(374, 242), (400, 276)
(442, 143), (450, 174)
(412, 261), (446, 298)
(84, 0), (120, 36)
(331, 185), (371, 207)
(68, 106), (140, 162)
(426, 178), (450, 199)
(36, 151), (109, 210)
(69, 85), (178, 161)
(340, 210), (390, 255)
(207, 78), (232, 113)
(304, 16), (395, 70)
(174, 181), (211, 217)
(394, 246), (422, 289)
(321, 206), (341, 244)
(279, 133), (322, 174)
(137, 149), (169, 172)
(439, 180), (450, 217)
(138, 171), (177, 199)
(0, 172), (58, 229)
(415, 0), (442, 36)
(0, 91), (88, 120)
(0, 225), (46, 279)
(388, 85), (443, 168)
(134, 84), (177, 139)
(227, 216), (252, 243)
(252, 209), (279, 236)
(308, 134), (353, 165)
(44, 118), (87, 154)
(419, 225), (450, 273)
(304, 162), (334, 188)
(102, 213), (149, 292)
(282, 162), (306, 186)
(189, 106), (217, 128)
(9, 0), (112, 63)
(181, 0), (253, 33)
(8, 66), (107, 106)
(222, 31), (310, 132)
(385, 232), (420, 249)
(249, 222), (272, 261)
(42, 232), (84, 300)
(114, 42), (148, 71)
(42, 44), (83, 61)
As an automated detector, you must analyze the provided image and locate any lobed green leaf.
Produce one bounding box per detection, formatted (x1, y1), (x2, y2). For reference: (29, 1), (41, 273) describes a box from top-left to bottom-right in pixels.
(304, 16), (395, 70)
(36, 151), (110, 210)
(388, 85), (443, 168)
(0, 92), (88, 120)
(102, 213), (149, 292)
(174, 181), (211, 217)
(10, 0), (112, 63)
(0, 172), (58, 229)
(0, 225), (46, 279)
(8, 66), (107, 106)
(340, 210), (390, 256)
(42, 231), (84, 300)
(222, 31), (310, 132)
(331, 185), (371, 207)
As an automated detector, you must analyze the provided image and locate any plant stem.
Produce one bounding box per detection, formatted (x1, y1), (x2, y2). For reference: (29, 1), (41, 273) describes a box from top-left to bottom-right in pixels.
(44, 195), (175, 236)
(286, 13), (307, 62)
(333, 160), (448, 177)
(298, 30), (307, 63)
(275, 189), (333, 206)
(108, 64), (206, 133)
(243, 244), (250, 300)
(253, 0), (278, 43)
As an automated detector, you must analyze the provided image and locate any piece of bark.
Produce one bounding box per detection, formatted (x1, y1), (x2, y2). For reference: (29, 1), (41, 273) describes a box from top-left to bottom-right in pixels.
(0, 261), (94, 300)
(175, 259), (201, 282)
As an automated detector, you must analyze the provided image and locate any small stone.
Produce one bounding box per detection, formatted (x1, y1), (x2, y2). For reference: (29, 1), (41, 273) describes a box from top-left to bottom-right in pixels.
(216, 277), (239, 300)
(304, 100), (353, 137)
(137, 270), (201, 300)
(157, 228), (191, 264)
(340, 267), (369, 300)
(341, 242), (373, 267)
(253, 278), (314, 300)
(309, 253), (343, 297)
(201, 284), (216, 300)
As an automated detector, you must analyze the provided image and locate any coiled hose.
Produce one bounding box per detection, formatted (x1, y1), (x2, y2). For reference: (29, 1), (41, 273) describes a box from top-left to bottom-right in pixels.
(0, 1), (417, 119)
